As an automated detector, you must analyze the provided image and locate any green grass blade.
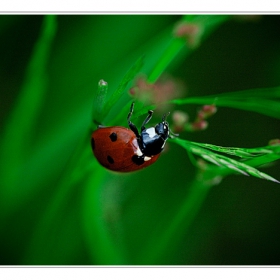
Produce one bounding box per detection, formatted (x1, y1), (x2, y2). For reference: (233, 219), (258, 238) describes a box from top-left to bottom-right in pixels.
(192, 142), (274, 158)
(139, 177), (211, 264)
(148, 15), (229, 83)
(0, 15), (57, 207)
(101, 55), (144, 121)
(92, 79), (108, 125)
(171, 87), (280, 119)
(82, 169), (128, 265)
(142, 140), (280, 263)
(171, 138), (280, 184)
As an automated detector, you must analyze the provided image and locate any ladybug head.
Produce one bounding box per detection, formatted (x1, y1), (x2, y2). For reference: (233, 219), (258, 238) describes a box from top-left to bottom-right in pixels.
(155, 112), (178, 139)
(155, 112), (170, 140)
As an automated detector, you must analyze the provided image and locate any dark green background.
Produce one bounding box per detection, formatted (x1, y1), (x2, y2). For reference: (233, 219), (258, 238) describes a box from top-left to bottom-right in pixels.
(1, 15), (280, 265)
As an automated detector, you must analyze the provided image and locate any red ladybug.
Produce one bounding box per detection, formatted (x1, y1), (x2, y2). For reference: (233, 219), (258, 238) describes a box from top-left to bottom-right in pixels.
(91, 103), (175, 172)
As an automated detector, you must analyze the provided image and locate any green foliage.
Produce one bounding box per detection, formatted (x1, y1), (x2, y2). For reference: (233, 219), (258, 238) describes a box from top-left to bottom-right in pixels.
(172, 138), (280, 183)
(148, 15), (230, 83)
(171, 86), (280, 119)
(91, 79), (108, 124)
(0, 15), (57, 211)
(1, 15), (280, 266)
(92, 55), (145, 124)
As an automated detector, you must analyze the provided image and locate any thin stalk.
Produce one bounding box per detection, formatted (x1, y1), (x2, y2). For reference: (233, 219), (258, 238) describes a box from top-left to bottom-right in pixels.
(23, 128), (93, 263)
(0, 15), (57, 215)
(138, 172), (214, 264)
(148, 15), (229, 84)
(148, 38), (185, 83)
(82, 170), (128, 265)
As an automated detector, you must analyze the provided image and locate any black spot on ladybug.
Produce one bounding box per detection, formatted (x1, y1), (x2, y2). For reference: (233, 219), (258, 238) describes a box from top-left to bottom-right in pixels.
(107, 155), (114, 164)
(109, 132), (117, 142)
(131, 155), (145, 165)
(91, 138), (95, 150)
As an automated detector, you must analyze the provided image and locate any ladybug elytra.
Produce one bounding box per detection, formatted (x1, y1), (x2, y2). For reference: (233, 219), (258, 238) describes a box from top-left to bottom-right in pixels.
(91, 103), (175, 172)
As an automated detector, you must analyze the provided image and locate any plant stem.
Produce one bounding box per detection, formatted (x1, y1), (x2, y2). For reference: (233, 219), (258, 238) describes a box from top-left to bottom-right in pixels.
(139, 173), (214, 264)
(83, 169), (128, 264)
(147, 15), (229, 84)
(147, 38), (185, 83)
(0, 15), (57, 217)
(23, 128), (93, 263)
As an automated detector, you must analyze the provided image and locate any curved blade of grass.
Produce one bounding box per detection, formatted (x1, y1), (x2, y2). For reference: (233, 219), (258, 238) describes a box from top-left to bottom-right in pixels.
(191, 142), (274, 158)
(82, 169), (128, 265)
(200, 152), (279, 183)
(140, 139), (280, 263)
(140, 142), (280, 264)
(100, 55), (144, 121)
(148, 15), (229, 83)
(102, 15), (230, 125)
(22, 124), (94, 263)
(171, 138), (280, 183)
(138, 176), (212, 264)
(0, 15), (57, 210)
(91, 79), (108, 125)
(243, 147), (280, 167)
(171, 86), (280, 119)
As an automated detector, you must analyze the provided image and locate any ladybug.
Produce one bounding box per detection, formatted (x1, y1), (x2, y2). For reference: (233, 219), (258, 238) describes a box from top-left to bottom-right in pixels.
(91, 103), (176, 172)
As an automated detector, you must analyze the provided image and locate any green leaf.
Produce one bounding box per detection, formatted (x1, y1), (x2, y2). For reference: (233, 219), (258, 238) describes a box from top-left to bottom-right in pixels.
(101, 55), (145, 120)
(191, 142), (274, 158)
(0, 15), (57, 201)
(171, 138), (280, 184)
(171, 86), (280, 119)
(92, 79), (108, 124)
(148, 15), (229, 83)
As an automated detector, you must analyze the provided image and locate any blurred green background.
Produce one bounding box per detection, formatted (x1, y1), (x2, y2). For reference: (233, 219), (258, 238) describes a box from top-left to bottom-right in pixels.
(1, 15), (280, 265)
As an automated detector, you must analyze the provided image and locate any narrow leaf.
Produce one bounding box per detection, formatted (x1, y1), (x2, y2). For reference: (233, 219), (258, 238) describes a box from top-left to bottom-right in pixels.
(171, 138), (280, 184)
(92, 79), (108, 124)
(0, 15), (57, 195)
(192, 142), (273, 158)
(101, 55), (144, 119)
(171, 86), (280, 119)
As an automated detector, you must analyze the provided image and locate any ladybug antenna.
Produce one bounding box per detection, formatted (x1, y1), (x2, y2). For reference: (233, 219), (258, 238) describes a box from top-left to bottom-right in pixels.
(169, 130), (179, 138)
(162, 112), (179, 138)
(162, 112), (170, 122)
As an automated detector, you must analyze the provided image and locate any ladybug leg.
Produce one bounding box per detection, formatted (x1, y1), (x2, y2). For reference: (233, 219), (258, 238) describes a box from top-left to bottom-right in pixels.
(128, 121), (140, 138)
(131, 154), (146, 165)
(127, 102), (141, 138)
(127, 102), (135, 121)
(141, 110), (154, 131)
